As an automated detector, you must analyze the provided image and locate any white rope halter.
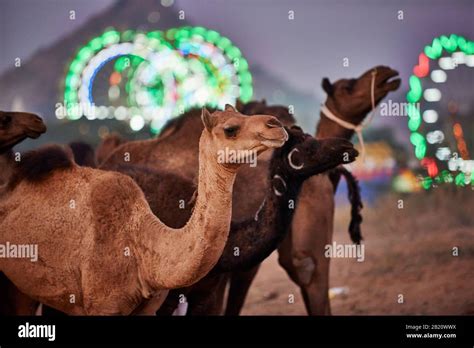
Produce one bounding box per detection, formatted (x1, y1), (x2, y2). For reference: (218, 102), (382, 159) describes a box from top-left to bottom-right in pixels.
(320, 69), (378, 160)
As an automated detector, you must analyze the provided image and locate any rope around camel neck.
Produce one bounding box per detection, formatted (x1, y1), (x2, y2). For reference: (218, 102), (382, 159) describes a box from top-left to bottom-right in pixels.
(320, 68), (378, 160)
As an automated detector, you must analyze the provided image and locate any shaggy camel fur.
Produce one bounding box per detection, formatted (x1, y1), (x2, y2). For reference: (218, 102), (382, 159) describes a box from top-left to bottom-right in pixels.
(0, 107), (287, 315)
(226, 66), (401, 315)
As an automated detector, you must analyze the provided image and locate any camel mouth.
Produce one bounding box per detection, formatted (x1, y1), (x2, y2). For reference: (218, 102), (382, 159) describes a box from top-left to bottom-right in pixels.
(257, 129), (288, 148)
(260, 138), (286, 148)
(330, 144), (358, 163)
(377, 70), (401, 92)
(26, 129), (46, 139)
(342, 147), (359, 162)
(320, 147), (358, 172)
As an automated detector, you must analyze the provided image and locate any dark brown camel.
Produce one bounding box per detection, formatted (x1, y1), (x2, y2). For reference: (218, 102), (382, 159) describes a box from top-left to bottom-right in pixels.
(226, 66), (401, 315)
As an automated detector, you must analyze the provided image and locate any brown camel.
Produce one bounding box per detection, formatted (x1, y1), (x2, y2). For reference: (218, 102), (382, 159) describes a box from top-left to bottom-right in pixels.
(0, 111), (46, 154)
(0, 111), (46, 193)
(226, 66), (401, 315)
(0, 107), (287, 315)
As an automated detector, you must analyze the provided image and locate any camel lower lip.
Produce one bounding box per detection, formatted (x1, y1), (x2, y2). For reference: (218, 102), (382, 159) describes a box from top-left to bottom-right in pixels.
(261, 139), (285, 148)
(382, 78), (401, 91)
(26, 131), (43, 139)
(378, 71), (400, 86)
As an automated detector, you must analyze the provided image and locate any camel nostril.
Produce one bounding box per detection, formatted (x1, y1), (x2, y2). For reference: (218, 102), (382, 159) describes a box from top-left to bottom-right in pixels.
(266, 118), (283, 129)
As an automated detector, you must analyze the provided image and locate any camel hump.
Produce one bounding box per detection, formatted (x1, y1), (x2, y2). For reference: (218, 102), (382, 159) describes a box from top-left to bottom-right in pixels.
(89, 171), (147, 243)
(16, 145), (74, 183)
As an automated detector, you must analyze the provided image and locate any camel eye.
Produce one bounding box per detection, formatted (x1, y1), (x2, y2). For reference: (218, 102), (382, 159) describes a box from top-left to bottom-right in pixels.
(224, 125), (239, 138)
(0, 115), (12, 128)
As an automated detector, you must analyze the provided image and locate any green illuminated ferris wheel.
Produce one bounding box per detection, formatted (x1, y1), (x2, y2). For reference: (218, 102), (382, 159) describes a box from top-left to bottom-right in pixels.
(62, 26), (254, 134)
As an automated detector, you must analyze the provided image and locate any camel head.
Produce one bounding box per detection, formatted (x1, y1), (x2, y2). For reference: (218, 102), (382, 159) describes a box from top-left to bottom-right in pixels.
(272, 126), (358, 179)
(237, 99), (295, 127)
(201, 105), (288, 171)
(0, 111), (46, 154)
(322, 65), (401, 125)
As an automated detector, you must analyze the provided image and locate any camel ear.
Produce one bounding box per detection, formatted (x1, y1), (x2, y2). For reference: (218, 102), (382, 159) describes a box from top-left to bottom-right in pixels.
(224, 104), (237, 112)
(322, 78), (334, 96)
(201, 108), (217, 132)
(261, 99), (267, 106)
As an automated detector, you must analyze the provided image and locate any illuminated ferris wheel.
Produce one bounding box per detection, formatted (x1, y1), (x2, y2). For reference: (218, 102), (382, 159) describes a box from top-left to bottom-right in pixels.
(406, 34), (474, 188)
(61, 27), (254, 134)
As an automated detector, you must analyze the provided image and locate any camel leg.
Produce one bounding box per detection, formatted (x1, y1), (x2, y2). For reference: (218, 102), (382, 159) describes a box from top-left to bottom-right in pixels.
(283, 175), (334, 316)
(224, 265), (260, 316)
(188, 274), (228, 315)
(297, 254), (331, 315)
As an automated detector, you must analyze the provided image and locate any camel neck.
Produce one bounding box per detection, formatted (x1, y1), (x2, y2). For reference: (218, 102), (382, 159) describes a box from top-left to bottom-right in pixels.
(138, 133), (236, 291)
(316, 110), (358, 140)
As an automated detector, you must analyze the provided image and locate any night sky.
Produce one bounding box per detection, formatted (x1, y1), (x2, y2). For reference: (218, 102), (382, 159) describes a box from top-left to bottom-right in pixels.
(1, 0), (472, 96)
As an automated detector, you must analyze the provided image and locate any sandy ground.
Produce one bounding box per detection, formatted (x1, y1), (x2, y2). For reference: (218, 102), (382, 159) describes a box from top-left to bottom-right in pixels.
(240, 187), (474, 315)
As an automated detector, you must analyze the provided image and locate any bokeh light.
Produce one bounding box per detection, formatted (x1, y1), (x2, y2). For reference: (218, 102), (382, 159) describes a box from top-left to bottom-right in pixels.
(62, 26), (253, 132)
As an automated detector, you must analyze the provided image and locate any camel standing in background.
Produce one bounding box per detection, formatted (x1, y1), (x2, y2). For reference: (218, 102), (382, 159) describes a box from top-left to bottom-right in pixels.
(0, 111), (46, 193)
(226, 66), (401, 315)
(0, 111), (46, 154)
(0, 108), (287, 315)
